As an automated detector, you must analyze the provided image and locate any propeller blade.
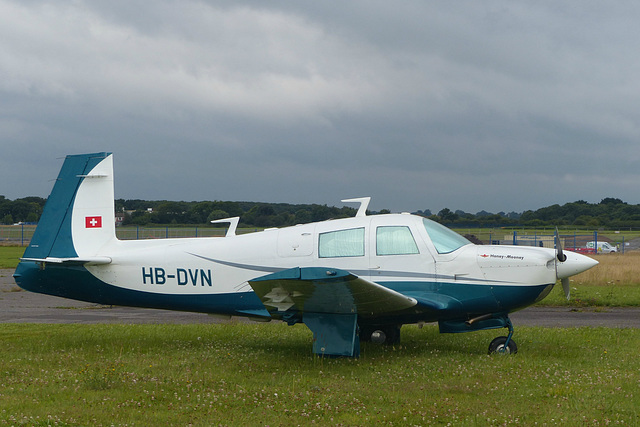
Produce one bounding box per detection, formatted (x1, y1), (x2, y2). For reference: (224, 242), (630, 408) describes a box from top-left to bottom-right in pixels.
(556, 227), (570, 300)
(555, 227), (567, 262)
(561, 277), (571, 300)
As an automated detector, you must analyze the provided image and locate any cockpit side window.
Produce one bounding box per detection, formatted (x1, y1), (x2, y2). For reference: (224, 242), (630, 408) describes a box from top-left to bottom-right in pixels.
(376, 226), (419, 256)
(319, 227), (365, 258)
(422, 218), (470, 254)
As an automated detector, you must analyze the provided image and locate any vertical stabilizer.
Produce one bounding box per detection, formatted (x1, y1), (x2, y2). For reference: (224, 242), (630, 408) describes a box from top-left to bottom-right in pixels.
(22, 152), (115, 261)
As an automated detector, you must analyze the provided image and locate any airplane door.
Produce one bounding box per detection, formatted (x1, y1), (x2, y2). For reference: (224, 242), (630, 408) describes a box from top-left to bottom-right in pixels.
(369, 218), (436, 290)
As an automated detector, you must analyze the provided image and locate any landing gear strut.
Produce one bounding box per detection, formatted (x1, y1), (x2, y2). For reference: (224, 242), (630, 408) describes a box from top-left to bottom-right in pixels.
(488, 317), (517, 354)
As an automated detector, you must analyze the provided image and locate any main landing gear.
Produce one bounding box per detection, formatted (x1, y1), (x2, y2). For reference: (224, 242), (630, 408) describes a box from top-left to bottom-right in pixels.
(359, 324), (401, 345)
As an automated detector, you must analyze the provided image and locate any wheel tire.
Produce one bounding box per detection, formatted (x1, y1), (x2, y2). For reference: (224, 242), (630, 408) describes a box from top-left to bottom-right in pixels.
(361, 325), (401, 345)
(488, 336), (518, 354)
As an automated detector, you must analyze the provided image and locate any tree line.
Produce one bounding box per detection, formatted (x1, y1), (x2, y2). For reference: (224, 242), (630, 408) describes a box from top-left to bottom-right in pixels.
(2, 195), (640, 229)
(114, 199), (358, 228)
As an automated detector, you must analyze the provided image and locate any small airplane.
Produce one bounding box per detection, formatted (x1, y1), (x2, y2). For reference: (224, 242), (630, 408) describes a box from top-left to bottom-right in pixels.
(14, 152), (598, 357)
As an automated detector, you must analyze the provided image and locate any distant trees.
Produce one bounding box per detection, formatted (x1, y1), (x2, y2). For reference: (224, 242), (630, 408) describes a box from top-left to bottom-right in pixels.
(517, 199), (640, 228)
(3, 194), (640, 228)
(0, 196), (46, 224)
(430, 198), (640, 228)
(116, 199), (357, 228)
(437, 208), (458, 222)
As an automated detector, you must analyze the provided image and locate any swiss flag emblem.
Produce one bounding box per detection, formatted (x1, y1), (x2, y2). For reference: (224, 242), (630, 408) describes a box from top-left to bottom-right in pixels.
(85, 216), (102, 228)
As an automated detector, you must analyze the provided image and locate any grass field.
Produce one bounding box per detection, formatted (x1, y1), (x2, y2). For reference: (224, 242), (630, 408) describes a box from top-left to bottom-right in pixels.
(539, 252), (640, 306)
(0, 246), (24, 269)
(2, 247), (640, 424)
(1, 323), (639, 425)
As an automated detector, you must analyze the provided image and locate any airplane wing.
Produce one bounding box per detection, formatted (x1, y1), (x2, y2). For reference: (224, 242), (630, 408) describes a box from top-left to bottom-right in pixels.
(248, 267), (417, 318)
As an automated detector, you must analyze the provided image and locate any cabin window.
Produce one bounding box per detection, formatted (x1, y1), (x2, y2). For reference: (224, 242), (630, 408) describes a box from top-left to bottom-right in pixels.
(319, 228), (365, 258)
(422, 218), (470, 254)
(376, 226), (419, 256)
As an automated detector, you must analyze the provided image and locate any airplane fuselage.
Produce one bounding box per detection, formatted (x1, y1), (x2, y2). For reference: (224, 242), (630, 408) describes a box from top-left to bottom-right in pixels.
(13, 153), (598, 356)
(18, 213), (561, 324)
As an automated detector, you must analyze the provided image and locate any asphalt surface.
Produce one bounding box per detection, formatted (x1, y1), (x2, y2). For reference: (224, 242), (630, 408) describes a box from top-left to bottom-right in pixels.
(2, 269), (640, 328)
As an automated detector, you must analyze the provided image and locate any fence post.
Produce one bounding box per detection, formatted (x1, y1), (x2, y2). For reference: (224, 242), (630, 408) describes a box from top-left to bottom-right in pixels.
(594, 231), (598, 254)
(513, 231), (517, 245)
(21, 223), (24, 247)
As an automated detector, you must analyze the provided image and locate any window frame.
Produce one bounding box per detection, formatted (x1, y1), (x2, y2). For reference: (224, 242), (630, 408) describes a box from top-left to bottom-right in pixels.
(318, 227), (366, 258)
(421, 218), (471, 254)
(375, 225), (420, 256)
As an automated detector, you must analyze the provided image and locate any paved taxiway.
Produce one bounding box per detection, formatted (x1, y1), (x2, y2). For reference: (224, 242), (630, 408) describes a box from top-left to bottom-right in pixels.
(2, 269), (640, 327)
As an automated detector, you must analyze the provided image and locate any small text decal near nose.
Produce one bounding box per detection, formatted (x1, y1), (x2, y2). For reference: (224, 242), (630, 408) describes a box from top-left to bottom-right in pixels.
(85, 216), (102, 228)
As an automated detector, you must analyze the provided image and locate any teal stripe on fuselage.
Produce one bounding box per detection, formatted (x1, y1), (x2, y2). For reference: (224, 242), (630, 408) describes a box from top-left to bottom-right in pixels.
(13, 262), (269, 317)
(380, 280), (552, 316)
(14, 262), (552, 325)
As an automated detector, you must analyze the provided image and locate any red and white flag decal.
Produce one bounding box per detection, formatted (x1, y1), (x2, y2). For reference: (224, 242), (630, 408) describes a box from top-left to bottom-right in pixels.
(85, 216), (102, 228)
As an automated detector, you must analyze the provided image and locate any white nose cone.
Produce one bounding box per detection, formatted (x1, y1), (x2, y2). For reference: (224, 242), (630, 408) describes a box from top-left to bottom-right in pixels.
(556, 251), (599, 279)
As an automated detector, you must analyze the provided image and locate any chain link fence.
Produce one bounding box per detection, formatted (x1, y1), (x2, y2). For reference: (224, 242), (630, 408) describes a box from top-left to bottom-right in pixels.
(0, 224), (258, 246)
(2, 224), (633, 254)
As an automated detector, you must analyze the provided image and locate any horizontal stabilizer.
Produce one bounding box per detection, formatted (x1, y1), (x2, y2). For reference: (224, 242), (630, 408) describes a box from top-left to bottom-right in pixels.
(249, 267), (417, 318)
(21, 256), (112, 265)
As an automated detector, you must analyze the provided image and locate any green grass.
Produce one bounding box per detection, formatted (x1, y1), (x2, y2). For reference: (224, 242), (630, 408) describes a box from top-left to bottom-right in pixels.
(0, 246), (24, 269)
(2, 245), (638, 424)
(538, 279), (640, 307)
(0, 323), (638, 425)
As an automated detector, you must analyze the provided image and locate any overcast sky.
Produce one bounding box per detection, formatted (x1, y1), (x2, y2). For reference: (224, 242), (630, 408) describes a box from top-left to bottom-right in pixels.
(2, 1), (639, 214)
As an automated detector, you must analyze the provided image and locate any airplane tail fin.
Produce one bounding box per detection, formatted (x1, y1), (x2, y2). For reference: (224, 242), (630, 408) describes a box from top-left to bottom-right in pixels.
(22, 152), (116, 262)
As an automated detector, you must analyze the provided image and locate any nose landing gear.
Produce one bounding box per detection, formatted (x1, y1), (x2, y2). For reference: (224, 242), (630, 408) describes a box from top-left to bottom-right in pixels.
(488, 317), (517, 354)
(488, 336), (518, 354)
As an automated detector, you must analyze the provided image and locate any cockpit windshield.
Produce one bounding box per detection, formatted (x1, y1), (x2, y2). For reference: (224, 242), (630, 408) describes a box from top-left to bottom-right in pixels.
(422, 218), (471, 254)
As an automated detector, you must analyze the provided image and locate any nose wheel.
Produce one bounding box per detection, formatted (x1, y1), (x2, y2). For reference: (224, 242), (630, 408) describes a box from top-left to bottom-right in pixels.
(488, 336), (518, 354)
(488, 317), (517, 354)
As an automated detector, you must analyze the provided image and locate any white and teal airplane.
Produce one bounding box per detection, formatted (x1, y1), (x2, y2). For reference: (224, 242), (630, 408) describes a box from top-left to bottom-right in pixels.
(14, 152), (598, 357)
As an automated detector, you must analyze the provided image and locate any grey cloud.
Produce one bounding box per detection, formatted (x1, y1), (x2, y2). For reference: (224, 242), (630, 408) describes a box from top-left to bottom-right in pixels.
(2, 0), (639, 214)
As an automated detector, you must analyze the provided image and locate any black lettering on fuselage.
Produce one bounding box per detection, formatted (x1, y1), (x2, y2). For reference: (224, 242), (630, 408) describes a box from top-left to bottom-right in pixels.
(155, 268), (166, 285)
(142, 267), (212, 287)
(142, 267), (154, 284)
(177, 268), (188, 285)
(200, 269), (212, 286)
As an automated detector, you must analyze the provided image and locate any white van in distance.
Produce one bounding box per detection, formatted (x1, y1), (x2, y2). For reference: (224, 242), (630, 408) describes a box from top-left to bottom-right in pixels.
(585, 241), (618, 253)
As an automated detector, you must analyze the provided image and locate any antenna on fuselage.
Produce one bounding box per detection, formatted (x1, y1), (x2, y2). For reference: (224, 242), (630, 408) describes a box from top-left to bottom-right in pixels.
(211, 217), (240, 237)
(341, 197), (371, 217)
